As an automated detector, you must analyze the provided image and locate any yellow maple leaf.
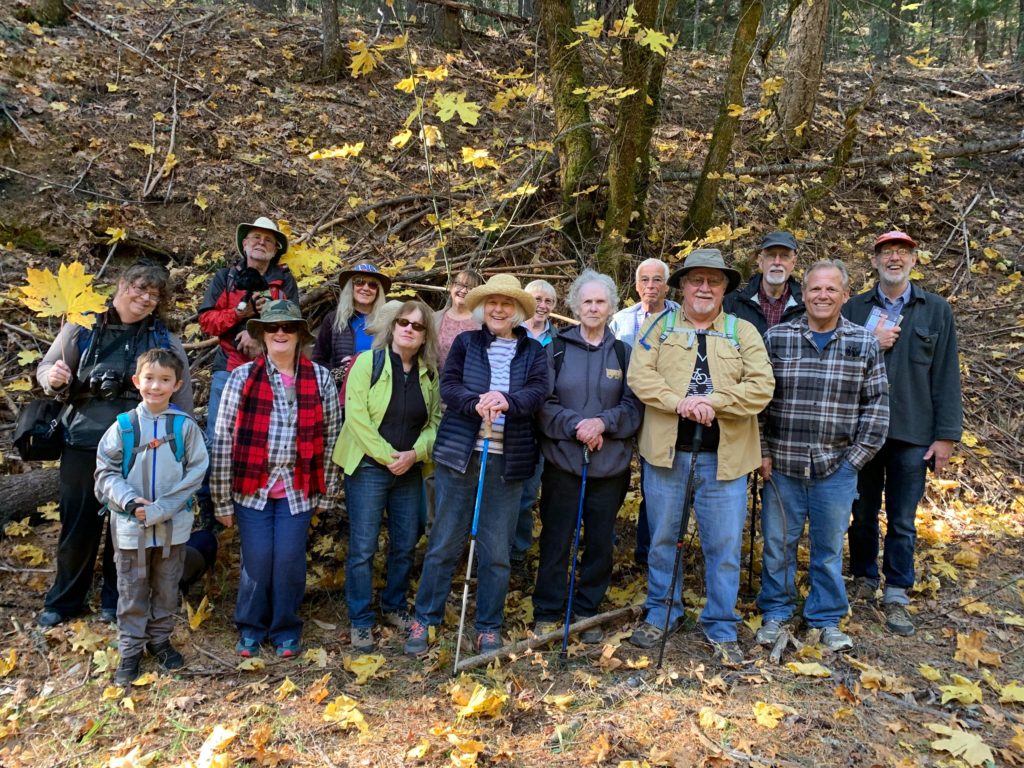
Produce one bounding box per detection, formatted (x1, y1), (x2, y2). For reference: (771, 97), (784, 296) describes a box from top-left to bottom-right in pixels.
(389, 130), (412, 149)
(101, 686), (122, 700)
(452, 682), (507, 719)
(93, 648), (118, 674)
(919, 664), (943, 681)
(194, 194), (208, 211)
(461, 147), (499, 169)
(954, 630), (1002, 668)
(939, 674), (984, 704)
(129, 141), (155, 155)
(0, 649), (17, 677)
(433, 91), (481, 125)
(108, 745), (159, 767)
(237, 657), (266, 671)
(4, 517), (31, 537)
(308, 142), (364, 160)
(786, 662), (832, 678)
(926, 723), (994, 766)
(344, 653), (385, 685)
(543, 693), (575, 709)
(106, 83), (119, 93)
(275, 677), (299, 701)
(105, 227), (128, 244)
(348, 41), (381, 78)
(20, 262), (109, 328)
(406, 739), (431, 759)
(185, 596), (213, 631)
(68, 621), (106, 653)
(323, 695), (369, 732)
(121, 696), (135, 712)
(198, 725), (237, 766)
(726, 103), (744, 117)
(573, 16), (605, 37)
(27, 21), (45, 35)
(377, 33), (407, 50)
(394, 76), (417, 93)
(1000, 681), (1024, 703)
(699, 706), (727, 730)
(18, 349), (42, 366)
(13, 543), (46, 566)
(636, 27), (674, 55)
(132, 672), (158, 686)
(7, 378), (32, 392)
(753, 701), (785, 729)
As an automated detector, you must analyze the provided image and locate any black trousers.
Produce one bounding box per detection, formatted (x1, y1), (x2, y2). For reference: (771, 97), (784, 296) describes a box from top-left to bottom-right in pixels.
(44, 445), (118, 616)
(532, 463), (629, 622)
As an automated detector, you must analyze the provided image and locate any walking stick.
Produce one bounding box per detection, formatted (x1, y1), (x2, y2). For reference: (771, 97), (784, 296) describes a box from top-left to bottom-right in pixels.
(561, 446), (590, 660)
(453, 422), (493, 677)
(656, 422), (703, 670)
(746, 473), (759, 596)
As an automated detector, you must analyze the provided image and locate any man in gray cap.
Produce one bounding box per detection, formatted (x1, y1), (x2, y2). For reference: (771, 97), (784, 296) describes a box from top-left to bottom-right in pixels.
(724, 231), (804, 337)
(627, 249), (774, 664)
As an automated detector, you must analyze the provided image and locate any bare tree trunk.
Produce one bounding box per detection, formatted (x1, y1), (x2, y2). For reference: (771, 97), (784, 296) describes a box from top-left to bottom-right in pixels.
(681, 0), (762, 240)
(974, 16), (988, 62)
(538, 0), (596, 243)
(432, 5), (463, 48)
(776, 0), (829, 155)
(17, 0), (68, 25)
(886, 0), (903, 55)
(319, 0), (348, 77)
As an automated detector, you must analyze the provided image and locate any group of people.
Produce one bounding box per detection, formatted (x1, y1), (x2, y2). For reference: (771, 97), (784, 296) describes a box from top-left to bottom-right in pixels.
(32, 214), (961, 681)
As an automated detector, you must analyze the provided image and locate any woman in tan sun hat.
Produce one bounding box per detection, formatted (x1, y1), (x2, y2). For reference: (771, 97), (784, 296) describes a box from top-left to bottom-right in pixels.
(404, 274), (550, 657)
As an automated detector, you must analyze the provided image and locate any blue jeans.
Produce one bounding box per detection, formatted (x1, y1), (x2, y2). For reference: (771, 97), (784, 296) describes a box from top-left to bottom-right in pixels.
(643, 452), (747, 642)
(196, 369), (232, 507)
(758, 462), (859, 627)
(511, 456), (543, 561)
(413, 453), (523, 633)
(234, 498), (312, 646)
(848, 440), (927, 597)
(345, 460), (423, 628)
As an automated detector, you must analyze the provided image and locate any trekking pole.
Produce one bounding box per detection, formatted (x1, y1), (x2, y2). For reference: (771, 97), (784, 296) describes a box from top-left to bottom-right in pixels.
(453, 421), (492, 677)
(561, 446), (590, 661)
(746, 473), (759, 596)
(656, 422), (703, 670)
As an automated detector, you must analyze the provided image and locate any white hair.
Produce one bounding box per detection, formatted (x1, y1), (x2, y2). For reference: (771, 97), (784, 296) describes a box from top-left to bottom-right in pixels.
(524, 279), (557, 301)
(471, 297), (528, 327)
(568, 270), (619, 317)
(635, 258), (669, 281)
(803, 259), (850, 290)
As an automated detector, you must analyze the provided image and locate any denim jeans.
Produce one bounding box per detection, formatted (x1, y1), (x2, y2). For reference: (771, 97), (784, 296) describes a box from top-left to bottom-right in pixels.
(511, 456), (543, 561)
(848, 439), (927, 597)
(234, 498), (312, 646)
(413, 453), (523, 633)
(758, 462), (859, 627)
(344, 460), (423, 628)
(532, 465), (629, 622)
(196, 369), (231, 507)
(643, 452), (747, 642)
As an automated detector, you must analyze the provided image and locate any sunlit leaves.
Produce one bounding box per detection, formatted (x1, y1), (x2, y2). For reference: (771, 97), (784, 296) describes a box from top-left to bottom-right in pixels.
(20, 262), (108, 328)
(939, 674), (984, 704)
(389, 130), (413, 149)
(105, 227), (128, 244)
(786, 662), (831, 678)
(433, 92), (481, 125)
(752, 701), (785, 728)
(926, 723), (994, 766)
(0, 650), (16, 677)
(344, 654), (385, 685)
(323, 695), (369, 732)
(129, 142), (155, 156)
(12, 543), (46, 566)
(4, 517), (31, 537)
(185, 596), (213, 631)
(17, 349), (41, 366)
(69, 621), (106, 654)
(349, 41), (382, 78)
(197, 724), (237, 767)
(308, 143), (364, 160)
(761, 76), (785, 99)
(450, 681), (507, 719)
(635, 27), (674, 55)
(461, 147), (499, 169)
(573, 85), (639, 103)
(394, 76), (417, 94)
(573, 17), (605, 37)
(954, 630), (1002, 668)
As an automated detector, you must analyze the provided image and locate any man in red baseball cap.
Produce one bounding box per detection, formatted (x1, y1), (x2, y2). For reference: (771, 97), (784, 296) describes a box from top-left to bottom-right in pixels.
(842, 230), (962, 637)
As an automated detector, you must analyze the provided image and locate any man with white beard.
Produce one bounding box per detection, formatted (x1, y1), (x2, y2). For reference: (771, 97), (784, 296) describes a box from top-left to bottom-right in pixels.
(724, 232), (804, 336)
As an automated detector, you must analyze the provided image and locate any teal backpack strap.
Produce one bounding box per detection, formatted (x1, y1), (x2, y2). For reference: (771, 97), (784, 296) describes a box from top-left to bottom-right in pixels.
(724, 313), (740, 349)
(168, 414), (186, 463)
(116, 412), (137, 478)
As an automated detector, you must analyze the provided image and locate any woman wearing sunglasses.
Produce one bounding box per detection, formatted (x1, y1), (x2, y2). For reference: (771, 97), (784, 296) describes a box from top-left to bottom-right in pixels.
(332, 300), (441, 652)
(313, 262), (391, 389)
(211, 300), (341, 659)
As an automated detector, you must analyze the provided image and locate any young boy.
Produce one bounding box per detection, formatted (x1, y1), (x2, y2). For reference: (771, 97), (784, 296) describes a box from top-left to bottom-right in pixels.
(95, 349), (209, 686)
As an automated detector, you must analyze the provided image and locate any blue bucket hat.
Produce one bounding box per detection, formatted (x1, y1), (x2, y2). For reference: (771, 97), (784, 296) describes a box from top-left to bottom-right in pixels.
(337, 262), (393, 293)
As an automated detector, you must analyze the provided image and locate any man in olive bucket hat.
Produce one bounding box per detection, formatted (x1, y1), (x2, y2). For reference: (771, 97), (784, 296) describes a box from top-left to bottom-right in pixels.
(195, 217), (300, 527)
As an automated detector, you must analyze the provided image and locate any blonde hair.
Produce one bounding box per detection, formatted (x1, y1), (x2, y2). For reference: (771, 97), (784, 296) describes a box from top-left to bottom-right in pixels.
(333, 278), (386, 334)
(372, 300), (440, 376)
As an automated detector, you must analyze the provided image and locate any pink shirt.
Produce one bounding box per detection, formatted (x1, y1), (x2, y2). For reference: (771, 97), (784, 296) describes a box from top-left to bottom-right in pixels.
(267, 372), (295, 499)
(436, 310), (481, 369)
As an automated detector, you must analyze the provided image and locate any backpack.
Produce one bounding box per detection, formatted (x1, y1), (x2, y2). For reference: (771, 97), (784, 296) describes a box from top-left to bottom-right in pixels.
(636, 309), (742, 351)
(115, 409), (188, 478)
(338, 348), (433, 418)
(551, 336), (627, 379)
(77, 315), (172, 359)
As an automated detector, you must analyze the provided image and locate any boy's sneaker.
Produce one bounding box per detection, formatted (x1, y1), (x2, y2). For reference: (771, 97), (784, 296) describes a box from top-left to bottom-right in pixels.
(382, 610), (413, 633)
(755, 620), (784, 646)
(114, 653), (143, 686)
(235, 637), (260, 657)
(821, 627), (854, 652)
(476, 630), (503, 654)
(884, 603), (915, 636)
(146, 640), (184, 671)
(404, 620), (430, 656)
(351, 626), (375, 653)
(711, 640), (745, 666)
(628, 622), (666, 649)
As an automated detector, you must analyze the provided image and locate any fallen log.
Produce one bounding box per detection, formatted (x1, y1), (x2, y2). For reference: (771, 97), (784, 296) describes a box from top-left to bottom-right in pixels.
(0, 467), (60, 532)
(454, 605), (642, 674)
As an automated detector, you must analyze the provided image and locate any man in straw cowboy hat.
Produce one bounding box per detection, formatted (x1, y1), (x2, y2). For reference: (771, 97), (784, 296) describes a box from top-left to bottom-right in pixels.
(627, 248), (774, 665)
(197, 217), (299, 525)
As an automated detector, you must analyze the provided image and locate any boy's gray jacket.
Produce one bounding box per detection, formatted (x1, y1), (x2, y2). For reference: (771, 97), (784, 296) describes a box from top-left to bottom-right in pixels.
(539, 326), (642, 478)
(95, 403), (209, 551)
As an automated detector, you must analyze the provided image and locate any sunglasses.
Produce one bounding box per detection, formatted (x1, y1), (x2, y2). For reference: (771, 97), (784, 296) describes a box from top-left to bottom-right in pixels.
(264, 322), (302, 334)
(395, 317), (426, 332)
(352, 277), (379, 289)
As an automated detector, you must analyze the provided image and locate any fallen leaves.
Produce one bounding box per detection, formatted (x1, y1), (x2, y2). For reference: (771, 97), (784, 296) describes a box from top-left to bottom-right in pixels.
(954, 630), (1002, 668)
(185, 596), (213, 631)
(322, 695), (369, 733)
(926, 723), (995, 766)
(939, 674), (984, 704)
(450, 681), (507, 719)
(344, 653), (385, 685)
(20, 262), (109, 328)
(785, 662), (832, 678)
(69, 621), (106, 653)
(752, 701), (786, 729)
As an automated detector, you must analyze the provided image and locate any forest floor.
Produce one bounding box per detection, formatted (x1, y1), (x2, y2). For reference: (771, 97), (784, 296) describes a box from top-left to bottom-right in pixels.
(2, 1), (1024, 766)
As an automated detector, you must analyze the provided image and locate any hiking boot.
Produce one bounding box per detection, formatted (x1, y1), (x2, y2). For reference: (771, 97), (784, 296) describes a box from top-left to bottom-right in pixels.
(404, 620), (430, 656)
(533, 621), (561, 637)
(235, 637), (260, 657)
(580, 625), (604, 645)
(849, 576), (879, 602)
(351, 626), (375, 653)
(114, 652), (143, 686)
(755, 619), (784, 646)
(146, 640), (184, 671)
(884, 602), (915, 636)
(382, 610), (413, 633)
(711, 640), (745, 666)
(275, 639), (301, 658)
(37, 610), (64, 628)
(821, 627), (854, 652)
(476, 630), (503, 654)
(628, 622), (666, 649)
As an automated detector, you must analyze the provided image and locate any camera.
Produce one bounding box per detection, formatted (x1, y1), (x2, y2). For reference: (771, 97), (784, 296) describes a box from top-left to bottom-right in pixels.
(89, 368), (125, 400)
(235, 267), (269, 313)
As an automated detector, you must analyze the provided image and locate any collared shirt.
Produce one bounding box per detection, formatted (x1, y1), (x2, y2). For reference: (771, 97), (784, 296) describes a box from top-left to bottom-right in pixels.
(609, 300), (680, 348)
(210, 357), (342, 516)
(525, 320), (556, 347)
(762, 315), (889, 479)
(876, 283), (912, 324)
(756, 281), (792, 329)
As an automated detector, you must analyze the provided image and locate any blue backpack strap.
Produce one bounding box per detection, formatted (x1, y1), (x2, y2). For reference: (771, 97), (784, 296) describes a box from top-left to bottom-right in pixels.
(116, 411), (139, 478)
(167, 413), (186, 463)
(637, 308), (675, 351)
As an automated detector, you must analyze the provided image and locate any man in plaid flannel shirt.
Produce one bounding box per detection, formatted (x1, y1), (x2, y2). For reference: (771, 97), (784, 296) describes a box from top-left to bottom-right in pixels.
(756, 260), (888, 653)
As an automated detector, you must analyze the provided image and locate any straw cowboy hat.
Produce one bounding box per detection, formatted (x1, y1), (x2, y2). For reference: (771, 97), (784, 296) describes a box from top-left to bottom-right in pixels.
(464, 273), (536, 317)
(236, 216), (289, 259)
(667, 248), (742, 293)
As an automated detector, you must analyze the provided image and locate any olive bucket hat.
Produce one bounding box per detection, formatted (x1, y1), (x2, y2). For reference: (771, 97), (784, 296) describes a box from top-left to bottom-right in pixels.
(246, 299), (312, 343)
(667, 248), (742, 293)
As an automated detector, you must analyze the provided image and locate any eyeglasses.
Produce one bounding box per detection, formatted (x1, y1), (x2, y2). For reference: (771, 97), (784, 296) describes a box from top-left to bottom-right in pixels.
(452, 281), (474, 292)
(265, 322), (301, 334)
(395, 317), (426, 332)
(878, 247), (913, 257)
(128, 284), (160, 302)
(760, 250), (796, 262)
(683, 274), (727, 288)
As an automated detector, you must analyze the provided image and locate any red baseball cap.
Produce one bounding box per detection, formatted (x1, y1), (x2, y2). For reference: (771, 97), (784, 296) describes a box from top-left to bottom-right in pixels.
(873, 231), (917, 251)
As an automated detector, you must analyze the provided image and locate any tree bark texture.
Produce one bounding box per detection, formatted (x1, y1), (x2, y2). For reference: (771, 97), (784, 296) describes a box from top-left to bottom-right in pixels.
(777, 0), (828, 155)
(596, 0), (661, 280)
(318, 0), (347, 77)
(682, 0), (762, 240)
(537, 0), (596, 241)
(0, 468), (59, 531)
(20, 0), (68, 25)
(431, 4), (463, 48)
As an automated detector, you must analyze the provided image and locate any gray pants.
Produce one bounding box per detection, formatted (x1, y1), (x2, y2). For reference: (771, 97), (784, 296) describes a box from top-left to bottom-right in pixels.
(115, 544), (186, 656)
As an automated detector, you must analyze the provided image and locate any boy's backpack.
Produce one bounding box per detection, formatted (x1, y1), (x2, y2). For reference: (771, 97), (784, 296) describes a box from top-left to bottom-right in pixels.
(115, 410), (188, 478)
(551, 336), (627, 380)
